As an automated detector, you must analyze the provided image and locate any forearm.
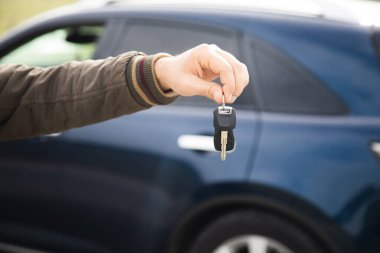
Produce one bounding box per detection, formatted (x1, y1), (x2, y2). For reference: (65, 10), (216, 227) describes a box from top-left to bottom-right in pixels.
(0, 51), (177, 141)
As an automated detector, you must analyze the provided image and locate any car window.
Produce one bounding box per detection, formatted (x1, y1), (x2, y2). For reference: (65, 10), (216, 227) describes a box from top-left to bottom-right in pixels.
(251, 41), (348, 115)
(112, 19), (253, 109)
(0, 26), (104, 67)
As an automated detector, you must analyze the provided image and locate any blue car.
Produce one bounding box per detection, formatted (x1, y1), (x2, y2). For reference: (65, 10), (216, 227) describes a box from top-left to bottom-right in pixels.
(0, 1), (379, 253)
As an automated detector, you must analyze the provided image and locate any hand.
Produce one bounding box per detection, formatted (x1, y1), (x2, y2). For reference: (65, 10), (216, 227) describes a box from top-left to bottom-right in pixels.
(154, 44), (249, 104)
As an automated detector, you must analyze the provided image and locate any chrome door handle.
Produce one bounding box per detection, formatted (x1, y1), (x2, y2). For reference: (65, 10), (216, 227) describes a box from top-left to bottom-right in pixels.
(371, 142), (380, 158)
(45, 132), (62, 138)
(177, 135), (217, 152)
(38, 132), (62, 140)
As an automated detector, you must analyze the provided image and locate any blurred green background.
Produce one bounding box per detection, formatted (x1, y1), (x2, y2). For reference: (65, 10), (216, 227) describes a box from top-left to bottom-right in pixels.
(0, 0), (76, 36)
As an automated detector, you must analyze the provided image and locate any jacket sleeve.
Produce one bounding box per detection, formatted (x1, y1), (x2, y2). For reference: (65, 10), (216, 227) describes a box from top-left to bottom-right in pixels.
(0, 51), (178, 141)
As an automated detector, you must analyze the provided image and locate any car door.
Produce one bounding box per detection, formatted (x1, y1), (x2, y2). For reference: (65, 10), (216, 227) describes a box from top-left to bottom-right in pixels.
(0, 19), (110, 252)
(47, 16), (259, 253)
(105, 17), (258, 180)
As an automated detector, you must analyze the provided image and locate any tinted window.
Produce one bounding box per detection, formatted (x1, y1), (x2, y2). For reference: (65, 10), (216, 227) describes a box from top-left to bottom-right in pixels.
(251, 41), (347, 115)
(112, 19), (253, 108)
(374, 28), (380, 61)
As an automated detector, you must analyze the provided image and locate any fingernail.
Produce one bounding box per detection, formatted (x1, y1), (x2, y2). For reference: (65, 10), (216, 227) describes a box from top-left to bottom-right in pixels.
(231, 96), (237, 103)
(226, 95), (233, 103)
(213, 90), (221, 102)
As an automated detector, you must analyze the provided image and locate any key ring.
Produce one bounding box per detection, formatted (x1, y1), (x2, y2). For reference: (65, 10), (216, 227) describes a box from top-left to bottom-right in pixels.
(222, 94), (225, 110)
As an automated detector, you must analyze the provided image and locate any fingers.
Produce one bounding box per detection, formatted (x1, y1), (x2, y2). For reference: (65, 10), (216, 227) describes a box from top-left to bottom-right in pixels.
(158, 44), (249, 104)
(211, 45), (249, 103)
(184, 75), (223, 103)
(195, 44), (236, 102)
(194, 44), (249, 103)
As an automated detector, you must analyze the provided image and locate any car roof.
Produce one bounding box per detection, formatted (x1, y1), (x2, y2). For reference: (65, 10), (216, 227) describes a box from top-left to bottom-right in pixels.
(93, 0), (380, 26)
(106, 0), (324, 17)
(1, 0), (378, 43)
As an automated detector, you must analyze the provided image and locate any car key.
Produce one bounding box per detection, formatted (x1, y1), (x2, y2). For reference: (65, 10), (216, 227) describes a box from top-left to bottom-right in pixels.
(213, 95), (236, 161)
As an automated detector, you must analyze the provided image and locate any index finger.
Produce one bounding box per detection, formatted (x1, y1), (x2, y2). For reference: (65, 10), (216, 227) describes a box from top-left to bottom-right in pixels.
(196, 44), (236, 102)
(212, 45), (249, 102)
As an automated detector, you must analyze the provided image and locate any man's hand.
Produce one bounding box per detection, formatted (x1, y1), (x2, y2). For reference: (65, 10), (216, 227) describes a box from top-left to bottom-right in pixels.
(154, 44), (249, 104)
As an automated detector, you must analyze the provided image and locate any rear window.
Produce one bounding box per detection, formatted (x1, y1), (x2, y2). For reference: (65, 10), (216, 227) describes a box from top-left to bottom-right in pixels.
(251, 41), (348, 115)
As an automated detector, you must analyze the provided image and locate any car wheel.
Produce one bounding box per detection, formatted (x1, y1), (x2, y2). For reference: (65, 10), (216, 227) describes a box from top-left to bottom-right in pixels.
(188, 210), (325, 253)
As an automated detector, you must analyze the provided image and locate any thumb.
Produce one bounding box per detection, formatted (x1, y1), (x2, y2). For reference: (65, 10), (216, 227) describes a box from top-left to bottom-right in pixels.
(185, 75), (223, 103)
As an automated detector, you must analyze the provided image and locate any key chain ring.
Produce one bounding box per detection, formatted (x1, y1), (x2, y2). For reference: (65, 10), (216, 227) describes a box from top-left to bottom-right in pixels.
(222, 94), (225, 109)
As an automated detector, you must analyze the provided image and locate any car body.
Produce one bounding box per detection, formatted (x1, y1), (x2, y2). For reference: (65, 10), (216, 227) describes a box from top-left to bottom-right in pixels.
(0, 1), (380, 253)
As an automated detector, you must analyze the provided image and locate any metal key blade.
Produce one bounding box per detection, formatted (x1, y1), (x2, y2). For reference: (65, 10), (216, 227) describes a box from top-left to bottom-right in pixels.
(221, 130), (228, 161)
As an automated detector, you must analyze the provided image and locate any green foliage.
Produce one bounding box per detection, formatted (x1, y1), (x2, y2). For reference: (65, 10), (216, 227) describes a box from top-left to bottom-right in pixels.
(0, 0), (76, 36)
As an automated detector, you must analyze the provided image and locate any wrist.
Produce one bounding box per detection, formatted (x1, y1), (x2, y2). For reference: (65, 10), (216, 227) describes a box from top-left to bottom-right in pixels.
(153, 54), (172, 92)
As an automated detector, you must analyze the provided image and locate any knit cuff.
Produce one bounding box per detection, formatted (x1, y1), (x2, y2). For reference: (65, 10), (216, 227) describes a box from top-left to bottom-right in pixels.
(125, 52), (178, 107)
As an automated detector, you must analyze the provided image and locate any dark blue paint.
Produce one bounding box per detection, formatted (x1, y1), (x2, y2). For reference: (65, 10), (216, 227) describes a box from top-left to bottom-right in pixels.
(0, 5), (380, 253)
(250, 114), (380, 232)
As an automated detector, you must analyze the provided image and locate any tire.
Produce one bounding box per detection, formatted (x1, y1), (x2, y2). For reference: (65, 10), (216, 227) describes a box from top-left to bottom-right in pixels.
(188, 210), (326, 253)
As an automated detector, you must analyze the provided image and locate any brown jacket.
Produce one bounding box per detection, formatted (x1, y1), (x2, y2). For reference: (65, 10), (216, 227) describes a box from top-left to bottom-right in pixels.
(0, 51), (177, 141)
